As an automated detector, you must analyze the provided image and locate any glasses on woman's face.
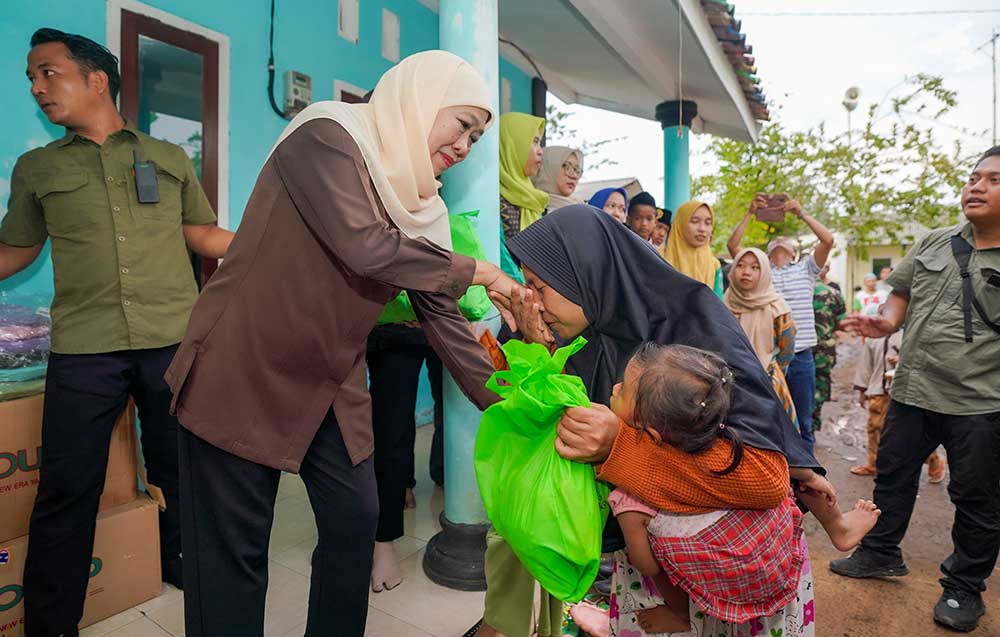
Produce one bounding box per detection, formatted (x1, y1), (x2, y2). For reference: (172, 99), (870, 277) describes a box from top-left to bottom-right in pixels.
(562, 162), (582, 178)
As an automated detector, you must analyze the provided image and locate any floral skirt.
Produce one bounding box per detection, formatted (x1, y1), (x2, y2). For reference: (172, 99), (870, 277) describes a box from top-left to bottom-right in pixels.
(609, 535), (815, 637)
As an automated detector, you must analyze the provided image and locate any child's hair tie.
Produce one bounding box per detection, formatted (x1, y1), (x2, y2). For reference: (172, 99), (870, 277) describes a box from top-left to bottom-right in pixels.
(699, 400), (707, 408)
(719, 423), (726, 430)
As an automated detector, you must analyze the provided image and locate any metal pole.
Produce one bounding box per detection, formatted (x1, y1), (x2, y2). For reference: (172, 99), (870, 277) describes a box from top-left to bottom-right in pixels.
(993, 27), (997, 145)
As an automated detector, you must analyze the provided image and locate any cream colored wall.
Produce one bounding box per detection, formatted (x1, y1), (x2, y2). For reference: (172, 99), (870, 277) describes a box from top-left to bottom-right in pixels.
(845, 245), (907, 296)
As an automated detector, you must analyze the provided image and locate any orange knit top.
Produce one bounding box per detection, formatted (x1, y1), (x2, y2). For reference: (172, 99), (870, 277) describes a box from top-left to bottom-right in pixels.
(597, 425), (790, 514)
(479, 332), (789, 514)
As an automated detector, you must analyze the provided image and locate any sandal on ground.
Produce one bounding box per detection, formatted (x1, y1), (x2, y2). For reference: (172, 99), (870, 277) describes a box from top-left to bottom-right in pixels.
(850, 464), (877, 476)
(371, 578), (402, 594)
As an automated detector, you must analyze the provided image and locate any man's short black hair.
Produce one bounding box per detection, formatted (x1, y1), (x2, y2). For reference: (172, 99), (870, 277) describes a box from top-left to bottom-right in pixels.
(30, 28), (120, 102)
(976, 145), (1000, 169)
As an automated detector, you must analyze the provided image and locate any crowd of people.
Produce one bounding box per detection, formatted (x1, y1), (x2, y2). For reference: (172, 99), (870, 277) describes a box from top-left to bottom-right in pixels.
(0, 31), (998, 637)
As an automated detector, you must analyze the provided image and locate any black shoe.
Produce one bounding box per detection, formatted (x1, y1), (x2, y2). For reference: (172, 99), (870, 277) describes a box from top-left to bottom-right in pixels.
(593, 576), (612, 597)
(598, 557), (614, 579)
(829, 548), (909, 579)
(934, 587), (985, 632)
(162, 556), (184, 590)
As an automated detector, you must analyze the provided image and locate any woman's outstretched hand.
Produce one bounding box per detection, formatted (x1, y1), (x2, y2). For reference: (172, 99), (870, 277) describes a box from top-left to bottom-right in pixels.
(474, 261), (520, 330)
(555, 404), (622, 463)
(488, 286), (555, 348)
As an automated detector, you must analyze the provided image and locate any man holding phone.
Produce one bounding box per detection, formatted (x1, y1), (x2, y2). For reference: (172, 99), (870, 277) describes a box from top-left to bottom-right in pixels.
(0, 29), (232, 635)
(727, 193), (835, 452)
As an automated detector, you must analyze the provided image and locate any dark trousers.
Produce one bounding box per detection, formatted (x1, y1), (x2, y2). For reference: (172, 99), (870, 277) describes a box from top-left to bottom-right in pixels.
(179, 410), (378, 636)
(862, 401), (1000, 594)
(367, 327), (442, 542)
(24, 347), (182, 636)
(786, 348), (816, 453)
(427, 356), (444, 486)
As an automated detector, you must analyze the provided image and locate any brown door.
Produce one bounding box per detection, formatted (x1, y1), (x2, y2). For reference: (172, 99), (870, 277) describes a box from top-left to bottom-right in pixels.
(119, 9), (220, 287)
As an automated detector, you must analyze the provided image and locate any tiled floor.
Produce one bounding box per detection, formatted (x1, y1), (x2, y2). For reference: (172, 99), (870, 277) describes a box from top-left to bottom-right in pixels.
(80, 426), (484, 637)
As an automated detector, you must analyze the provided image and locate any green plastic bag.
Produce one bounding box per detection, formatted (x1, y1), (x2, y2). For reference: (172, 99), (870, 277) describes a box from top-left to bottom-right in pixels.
(474, 337), (610, 603)
(377, 211), (494, 324)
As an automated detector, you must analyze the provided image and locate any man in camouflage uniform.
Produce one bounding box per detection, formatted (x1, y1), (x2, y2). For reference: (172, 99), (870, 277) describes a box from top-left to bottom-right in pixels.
(813, 265), (847, 429)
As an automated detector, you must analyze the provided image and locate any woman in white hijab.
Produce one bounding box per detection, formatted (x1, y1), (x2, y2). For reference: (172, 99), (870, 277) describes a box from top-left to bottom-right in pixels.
(166, 51), (518, 637)
(531, 146), (585, 211)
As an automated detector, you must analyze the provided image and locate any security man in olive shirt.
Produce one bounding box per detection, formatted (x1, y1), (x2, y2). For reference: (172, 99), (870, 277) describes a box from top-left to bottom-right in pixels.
(833, 146), (1000, 633)
(0, 29), (232, 636)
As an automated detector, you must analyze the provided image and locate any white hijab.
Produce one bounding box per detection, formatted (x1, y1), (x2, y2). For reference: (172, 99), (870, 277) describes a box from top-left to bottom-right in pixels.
(270, 50), (495, 249)
(531, 146), (584, 211)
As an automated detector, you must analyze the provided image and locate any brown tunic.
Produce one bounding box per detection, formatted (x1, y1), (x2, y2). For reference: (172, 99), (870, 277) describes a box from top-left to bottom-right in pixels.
(165, 120), (499, 471)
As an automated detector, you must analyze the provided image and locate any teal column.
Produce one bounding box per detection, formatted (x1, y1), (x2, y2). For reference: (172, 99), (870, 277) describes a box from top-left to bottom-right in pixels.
(424, 0), (499, 591)
(656, 100), (697, 213)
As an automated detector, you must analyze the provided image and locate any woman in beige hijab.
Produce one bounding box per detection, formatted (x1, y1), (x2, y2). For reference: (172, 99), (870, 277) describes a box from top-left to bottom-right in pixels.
(531, 146), (585, 211)
(166, 51), (518, 637)
(724, 248), (800, 431)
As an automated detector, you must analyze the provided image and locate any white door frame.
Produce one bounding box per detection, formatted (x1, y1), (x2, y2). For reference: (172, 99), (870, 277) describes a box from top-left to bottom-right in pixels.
(106, 0), (231, 229)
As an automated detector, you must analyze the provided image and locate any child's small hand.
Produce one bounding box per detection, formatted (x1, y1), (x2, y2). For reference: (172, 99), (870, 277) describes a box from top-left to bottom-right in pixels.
(797, 471), (837, 506)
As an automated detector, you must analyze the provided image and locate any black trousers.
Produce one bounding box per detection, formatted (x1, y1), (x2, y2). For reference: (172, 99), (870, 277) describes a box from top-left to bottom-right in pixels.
(862, 400), (1000, 594)
(178, 410), (378, 636)
(367, 326), (442, 542)
(24, 347), (183, 636)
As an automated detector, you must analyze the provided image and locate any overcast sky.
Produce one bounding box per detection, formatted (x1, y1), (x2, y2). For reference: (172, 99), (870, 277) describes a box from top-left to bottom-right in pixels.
(560, 1), (1000, 203)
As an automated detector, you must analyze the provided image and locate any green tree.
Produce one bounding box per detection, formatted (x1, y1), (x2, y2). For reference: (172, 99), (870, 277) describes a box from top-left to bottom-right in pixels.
(693, 74), (978, 255)
(545, 104), (621, 171)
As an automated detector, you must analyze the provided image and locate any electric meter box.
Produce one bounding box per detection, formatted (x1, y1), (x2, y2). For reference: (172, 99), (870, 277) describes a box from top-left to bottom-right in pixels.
(284, 70), (312, 118)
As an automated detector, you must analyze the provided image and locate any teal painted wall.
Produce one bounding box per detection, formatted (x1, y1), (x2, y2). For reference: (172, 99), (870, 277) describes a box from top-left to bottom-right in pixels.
(0, 0), (534, 299)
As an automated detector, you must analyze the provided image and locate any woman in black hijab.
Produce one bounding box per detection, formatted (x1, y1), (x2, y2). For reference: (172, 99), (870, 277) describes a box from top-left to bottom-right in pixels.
(471, 205), (830, 637)
(505, 205), (818, 468)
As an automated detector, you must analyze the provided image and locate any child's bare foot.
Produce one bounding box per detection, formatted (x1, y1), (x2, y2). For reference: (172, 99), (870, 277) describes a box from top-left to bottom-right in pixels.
(371, 541), (402, 592)
(405, 487), (417, 509)
(799, 487), (881, 551)
(849, 464), (876, 476)
(830, 499), (881, 551)
(636, 605), (690, 634)
(569, 602), (610, 637)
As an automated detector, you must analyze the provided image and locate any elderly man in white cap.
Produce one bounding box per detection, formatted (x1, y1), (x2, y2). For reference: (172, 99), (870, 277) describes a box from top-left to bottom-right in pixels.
(726, 194), (836, 452)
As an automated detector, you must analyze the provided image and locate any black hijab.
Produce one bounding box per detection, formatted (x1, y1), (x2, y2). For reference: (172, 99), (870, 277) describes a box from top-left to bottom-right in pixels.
(507, 205), (818, 470)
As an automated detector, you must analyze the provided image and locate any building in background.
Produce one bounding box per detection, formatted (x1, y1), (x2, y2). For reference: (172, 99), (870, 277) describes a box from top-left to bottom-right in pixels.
(1, 0), (767, 590)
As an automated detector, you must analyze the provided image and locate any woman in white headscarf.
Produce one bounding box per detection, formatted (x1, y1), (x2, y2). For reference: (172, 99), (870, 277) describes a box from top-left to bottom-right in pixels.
(165, 51), (518, 636)
(531, 146), (585, 211)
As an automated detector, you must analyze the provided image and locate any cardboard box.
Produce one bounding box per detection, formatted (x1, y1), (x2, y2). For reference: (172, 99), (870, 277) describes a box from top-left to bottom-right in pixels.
(0, 496), (161, 636)
(0, 396), (138, 543)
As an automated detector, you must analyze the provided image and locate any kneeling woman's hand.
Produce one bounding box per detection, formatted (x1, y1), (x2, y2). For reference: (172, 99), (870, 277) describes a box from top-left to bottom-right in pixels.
(555, 404), (622, 464)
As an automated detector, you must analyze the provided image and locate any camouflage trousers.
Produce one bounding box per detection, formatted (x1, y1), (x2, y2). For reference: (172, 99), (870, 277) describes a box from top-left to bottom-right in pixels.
(812, 343), (837, 430)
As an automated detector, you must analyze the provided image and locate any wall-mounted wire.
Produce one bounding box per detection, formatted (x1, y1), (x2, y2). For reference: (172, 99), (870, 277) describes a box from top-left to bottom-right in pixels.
(267, 0), (286, 118)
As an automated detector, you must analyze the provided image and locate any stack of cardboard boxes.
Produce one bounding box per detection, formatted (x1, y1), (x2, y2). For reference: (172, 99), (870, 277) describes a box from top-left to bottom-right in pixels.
(0, 395), (163, 635)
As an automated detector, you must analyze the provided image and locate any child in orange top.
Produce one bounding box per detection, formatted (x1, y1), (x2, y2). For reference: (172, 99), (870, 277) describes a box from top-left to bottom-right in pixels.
(603, 344), (880, 636)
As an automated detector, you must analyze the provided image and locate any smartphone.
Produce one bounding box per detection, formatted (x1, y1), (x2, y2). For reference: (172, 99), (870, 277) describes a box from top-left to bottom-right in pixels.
(755, 193), (788, 222)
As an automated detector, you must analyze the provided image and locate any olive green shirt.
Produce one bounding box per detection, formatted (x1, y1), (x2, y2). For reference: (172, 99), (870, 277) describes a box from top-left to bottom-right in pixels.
(0, 122), (216, 354)
(887, 221), (1000, 415)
